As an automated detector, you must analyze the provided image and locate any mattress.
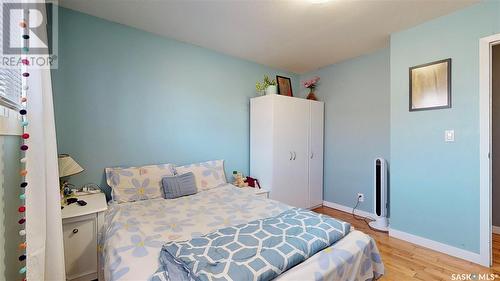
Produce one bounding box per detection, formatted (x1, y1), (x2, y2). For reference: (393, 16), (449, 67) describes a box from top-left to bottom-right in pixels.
(100, 184), (384, 281)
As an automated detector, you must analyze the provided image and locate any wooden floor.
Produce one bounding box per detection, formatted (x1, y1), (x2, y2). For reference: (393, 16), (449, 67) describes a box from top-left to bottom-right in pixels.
(313, 206), (500, 281)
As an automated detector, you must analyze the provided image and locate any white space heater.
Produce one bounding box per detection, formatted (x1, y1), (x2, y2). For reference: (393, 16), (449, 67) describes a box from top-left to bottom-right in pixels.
(369, 158), (389, 231)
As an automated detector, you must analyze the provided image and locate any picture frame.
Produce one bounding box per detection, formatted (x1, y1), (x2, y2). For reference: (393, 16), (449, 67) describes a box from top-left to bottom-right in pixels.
(409, 58), (451, 111)
(276, 76), (293, 97)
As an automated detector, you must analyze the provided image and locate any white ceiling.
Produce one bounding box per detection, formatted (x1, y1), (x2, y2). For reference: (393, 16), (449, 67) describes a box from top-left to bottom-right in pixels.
(59, 0), (478, 74)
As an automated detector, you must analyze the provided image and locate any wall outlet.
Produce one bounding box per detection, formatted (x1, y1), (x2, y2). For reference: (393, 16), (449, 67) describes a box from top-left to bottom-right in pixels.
(357, 193), (364, 202)
(445, 130), (455, 142)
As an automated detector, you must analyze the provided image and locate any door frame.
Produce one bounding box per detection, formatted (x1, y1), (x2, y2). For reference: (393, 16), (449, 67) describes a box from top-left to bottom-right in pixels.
(479, 33), (500, 267)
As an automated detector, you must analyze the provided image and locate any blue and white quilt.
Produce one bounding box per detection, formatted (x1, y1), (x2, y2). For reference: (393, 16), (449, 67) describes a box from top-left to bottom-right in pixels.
(152, 208), (351, 281)
(100, 184), (384, 281)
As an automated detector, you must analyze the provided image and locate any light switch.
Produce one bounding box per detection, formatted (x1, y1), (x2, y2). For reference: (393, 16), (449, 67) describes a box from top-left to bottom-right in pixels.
(445, 130), (455, 142)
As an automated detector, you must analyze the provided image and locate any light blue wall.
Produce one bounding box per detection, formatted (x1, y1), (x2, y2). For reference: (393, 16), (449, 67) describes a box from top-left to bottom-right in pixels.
(0, 136), (22, 281)
(390, 1), (500, 253)
(51, 8), (299, 196)
(299, 49), (390, 213)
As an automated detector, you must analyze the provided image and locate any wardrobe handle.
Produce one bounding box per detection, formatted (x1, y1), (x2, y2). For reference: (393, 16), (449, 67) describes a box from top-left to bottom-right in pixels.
(289, 152), (293, 160)
(293, 152), (296, 160)
(311, 152), (314, 159)
(72, 229), (79, 234)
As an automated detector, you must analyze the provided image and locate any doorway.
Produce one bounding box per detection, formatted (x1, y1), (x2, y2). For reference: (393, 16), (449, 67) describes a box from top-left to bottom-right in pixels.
(493, 44), (500, 267)
(480, 33), (500, 267)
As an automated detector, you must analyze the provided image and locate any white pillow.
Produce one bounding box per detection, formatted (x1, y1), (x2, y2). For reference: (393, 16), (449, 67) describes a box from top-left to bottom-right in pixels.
(175, 160), (227, 191)
(105, 163), (175, 203)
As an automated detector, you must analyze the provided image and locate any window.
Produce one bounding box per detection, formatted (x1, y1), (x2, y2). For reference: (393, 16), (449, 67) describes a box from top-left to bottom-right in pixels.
(0, 2), (22, 112)
(0, 69), (22, 112)
(0, 2), (22, 135)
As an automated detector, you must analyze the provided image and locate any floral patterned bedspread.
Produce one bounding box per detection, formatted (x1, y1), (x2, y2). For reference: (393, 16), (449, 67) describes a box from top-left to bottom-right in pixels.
(100, 184), (384, 281)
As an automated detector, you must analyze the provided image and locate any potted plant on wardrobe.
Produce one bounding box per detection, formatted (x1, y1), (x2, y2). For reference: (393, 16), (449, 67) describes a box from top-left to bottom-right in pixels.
(256, 75), (277, 95)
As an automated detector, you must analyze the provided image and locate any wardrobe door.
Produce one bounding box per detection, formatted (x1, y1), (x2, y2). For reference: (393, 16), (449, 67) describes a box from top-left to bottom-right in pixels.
(250, 96), (275, 191)
(272, 96), (309, 208)
(309, 101), (324, 208)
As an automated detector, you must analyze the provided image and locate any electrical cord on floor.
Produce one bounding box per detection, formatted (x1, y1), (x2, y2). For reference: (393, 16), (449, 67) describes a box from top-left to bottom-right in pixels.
(352, 197), (388, 233)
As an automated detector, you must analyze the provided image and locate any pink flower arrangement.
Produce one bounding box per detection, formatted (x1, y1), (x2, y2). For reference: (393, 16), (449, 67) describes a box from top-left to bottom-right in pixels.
(302, 76), (320, 89)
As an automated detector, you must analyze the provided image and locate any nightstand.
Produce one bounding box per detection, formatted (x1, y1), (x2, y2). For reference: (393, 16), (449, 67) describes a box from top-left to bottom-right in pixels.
(61, 193), (107, 281)
(241, 187), (270, 199)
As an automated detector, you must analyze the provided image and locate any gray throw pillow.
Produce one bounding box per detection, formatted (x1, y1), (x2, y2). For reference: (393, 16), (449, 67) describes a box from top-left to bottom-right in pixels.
(162, 172), (197, 199)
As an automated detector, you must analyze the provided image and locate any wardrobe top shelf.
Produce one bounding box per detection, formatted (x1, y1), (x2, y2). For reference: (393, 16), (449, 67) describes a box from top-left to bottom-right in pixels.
(251, 94), (324, 104)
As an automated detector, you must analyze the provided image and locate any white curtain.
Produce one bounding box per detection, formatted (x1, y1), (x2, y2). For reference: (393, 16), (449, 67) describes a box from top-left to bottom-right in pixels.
(25, 68), (65, 281)
(25, 2), (66, 280)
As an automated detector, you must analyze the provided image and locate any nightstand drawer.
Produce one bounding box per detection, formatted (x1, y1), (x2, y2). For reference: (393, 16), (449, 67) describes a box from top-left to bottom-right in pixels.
(63, 214), (97, 281)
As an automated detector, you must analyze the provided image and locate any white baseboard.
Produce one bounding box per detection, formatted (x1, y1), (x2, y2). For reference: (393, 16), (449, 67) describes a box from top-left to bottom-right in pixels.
(322, 200), (375, 219)
(493, 225), (500, 234)
(323, 200), (486, 266)
(389, 228), (484, 266)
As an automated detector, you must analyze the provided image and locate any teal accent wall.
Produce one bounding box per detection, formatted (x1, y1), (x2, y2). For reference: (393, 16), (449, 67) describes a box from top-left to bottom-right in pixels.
(299, 48), (390, 213)
(51, 8), (298, 194)
(0, 136), (22, 281)
(390, 1), (500, 253)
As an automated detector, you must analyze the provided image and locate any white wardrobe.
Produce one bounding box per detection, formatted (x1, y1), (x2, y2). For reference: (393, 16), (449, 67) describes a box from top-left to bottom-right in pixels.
(250, 95), (324, 209)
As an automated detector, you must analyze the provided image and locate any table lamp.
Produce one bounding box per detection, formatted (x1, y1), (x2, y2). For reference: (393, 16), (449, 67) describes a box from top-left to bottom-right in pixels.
(58, 154), (84, 197)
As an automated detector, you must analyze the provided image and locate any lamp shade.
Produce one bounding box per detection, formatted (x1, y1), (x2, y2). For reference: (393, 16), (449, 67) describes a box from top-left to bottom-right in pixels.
(58, 154), (84, 178)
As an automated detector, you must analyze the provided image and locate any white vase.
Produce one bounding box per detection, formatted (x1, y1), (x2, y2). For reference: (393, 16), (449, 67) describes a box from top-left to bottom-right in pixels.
(265, 85), (277, 95)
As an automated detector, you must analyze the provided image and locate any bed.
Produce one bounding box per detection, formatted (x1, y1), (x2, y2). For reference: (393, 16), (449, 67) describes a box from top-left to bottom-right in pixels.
(100, 184), (384, 281)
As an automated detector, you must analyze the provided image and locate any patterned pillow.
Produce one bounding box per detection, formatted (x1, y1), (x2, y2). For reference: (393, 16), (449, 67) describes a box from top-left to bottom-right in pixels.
(175, 160), (227, 191)
(161, 172), (197, 199)
(105, 163), (175, 203)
